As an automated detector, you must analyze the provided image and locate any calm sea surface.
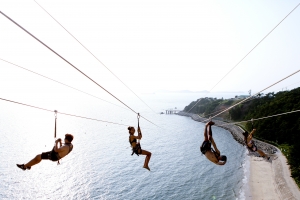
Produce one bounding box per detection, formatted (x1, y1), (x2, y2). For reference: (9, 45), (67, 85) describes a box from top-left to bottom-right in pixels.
(0, 92), (247, 199)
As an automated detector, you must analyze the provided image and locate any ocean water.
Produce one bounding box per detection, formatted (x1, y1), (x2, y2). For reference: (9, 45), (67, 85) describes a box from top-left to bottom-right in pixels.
(0, 92), (247, 199)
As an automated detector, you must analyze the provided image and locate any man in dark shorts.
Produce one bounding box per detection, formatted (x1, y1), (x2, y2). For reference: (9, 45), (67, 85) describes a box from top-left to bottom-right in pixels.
(16, 134), (74, 170)
(200, 121), (227, 165)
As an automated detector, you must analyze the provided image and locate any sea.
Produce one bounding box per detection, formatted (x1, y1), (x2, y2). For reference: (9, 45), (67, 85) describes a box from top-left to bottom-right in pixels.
(0, 92), (249, 199)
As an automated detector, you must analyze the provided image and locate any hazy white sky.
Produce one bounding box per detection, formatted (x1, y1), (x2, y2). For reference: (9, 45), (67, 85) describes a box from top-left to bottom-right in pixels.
(1, 0), (300, 100)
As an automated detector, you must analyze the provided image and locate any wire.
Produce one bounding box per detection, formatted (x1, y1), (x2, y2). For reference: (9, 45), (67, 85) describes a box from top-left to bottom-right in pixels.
(0, 58), (129, 111)
(33, 0), (156, 114)
(186, 98), (203, 113)
(207, 69), (300, 121)
(0, 10), (159, 128)
(209, 2), (300, 92)
(217, 109), (300, 127)
(187, 2), (300, 113)
(203, 96), (256, 117)
(0, 97), (130, 126)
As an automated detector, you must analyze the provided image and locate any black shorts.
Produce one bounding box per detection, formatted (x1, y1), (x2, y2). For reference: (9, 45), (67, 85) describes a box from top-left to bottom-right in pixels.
(247, 144), (258, 152)
(200, 141), (211, 155)
(41, 150), (59, 161)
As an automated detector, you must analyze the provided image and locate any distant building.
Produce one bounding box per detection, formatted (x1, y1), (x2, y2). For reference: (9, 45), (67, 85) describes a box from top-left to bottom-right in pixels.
(235, 95), (250, 99)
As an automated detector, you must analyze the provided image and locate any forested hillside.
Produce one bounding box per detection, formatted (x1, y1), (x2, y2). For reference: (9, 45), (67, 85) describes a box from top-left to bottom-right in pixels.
(184, 88), (300, 186)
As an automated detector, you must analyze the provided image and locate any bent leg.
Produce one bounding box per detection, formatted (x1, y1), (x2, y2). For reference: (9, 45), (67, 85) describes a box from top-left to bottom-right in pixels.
(141, 150), (151, 171)
(25, 154), (42, 168)
(257, 149), (267, 158)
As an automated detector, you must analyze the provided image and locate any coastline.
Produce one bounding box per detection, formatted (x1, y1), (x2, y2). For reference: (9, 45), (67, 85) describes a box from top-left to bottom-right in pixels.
(177, 111), (300, 200)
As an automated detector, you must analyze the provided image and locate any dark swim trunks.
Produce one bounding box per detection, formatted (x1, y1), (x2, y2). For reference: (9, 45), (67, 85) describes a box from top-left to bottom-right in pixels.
(247, 140), (258, 152)
(200, 141), (212, 155)
(41, 147), (59, 161)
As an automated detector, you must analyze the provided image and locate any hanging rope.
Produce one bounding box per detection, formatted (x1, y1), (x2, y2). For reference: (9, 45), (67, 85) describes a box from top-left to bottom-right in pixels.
(217, 109), (300, 127)
(0, 10), (159, 128)
(0, 58), (129, 111)
(137, 113), (142, 143)
(54, 110), (57, 138)
(33, 0), (156, 114)
(0, 97), (130, 127)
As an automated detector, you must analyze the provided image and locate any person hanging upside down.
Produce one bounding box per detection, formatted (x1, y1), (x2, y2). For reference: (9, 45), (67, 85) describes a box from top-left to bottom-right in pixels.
(243, 129), (270, 160)
(128, 126), (151, 171)
(200, 121), (227, 165)
(16, 134), (74, 170)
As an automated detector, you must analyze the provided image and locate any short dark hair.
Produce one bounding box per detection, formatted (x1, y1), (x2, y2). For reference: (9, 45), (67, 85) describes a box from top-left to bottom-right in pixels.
(65, 134), (74, 142)
(220, 155), (227, 162)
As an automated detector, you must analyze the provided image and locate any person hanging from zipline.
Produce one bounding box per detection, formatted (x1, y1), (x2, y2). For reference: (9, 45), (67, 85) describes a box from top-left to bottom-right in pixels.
(16, 111), (74, 170)
(200, 121), (227, 165)
(243, 128), (270, 160)
(128, 113), (152, 171)
(16, 134), (74, 170)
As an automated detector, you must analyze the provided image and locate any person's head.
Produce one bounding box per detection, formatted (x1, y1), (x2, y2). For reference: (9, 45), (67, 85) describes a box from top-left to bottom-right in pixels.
(218, 155), (227, 165)
(242, 131), (249, 143)
(128, 126), (135, 135)
(64, 134), (74, 143)
(242, 131), (249, 137)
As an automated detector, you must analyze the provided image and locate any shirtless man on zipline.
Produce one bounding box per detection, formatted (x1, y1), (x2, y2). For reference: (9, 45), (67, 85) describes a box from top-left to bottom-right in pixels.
(243, 129), (270, 160)
(16, 134), (74, 170)
(200, 121), (227, 165)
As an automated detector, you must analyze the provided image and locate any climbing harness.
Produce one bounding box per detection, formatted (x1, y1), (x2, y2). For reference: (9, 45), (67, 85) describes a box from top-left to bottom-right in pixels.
(53, 110), (61, 164)
(53, 110), (73, 165)
(130, 113), (142, 156)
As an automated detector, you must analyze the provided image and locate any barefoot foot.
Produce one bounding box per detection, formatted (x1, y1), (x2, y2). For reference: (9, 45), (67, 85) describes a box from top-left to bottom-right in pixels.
(143, 166), (150, 171)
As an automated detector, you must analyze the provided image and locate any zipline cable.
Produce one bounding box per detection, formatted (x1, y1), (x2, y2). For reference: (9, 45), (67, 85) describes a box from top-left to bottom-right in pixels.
(0, 58), (132, 111)
(203, 96), (256, 118)
(33, 0), (156, 114)
(0, 97), (130, 127)
(205, 69), (300, 121)
(217, 109), (300, 127)
(0, 58), (130, 111)
(209, 2), (300, 92)
(0, 10), (159, 128)
(187, 2), (300, 113)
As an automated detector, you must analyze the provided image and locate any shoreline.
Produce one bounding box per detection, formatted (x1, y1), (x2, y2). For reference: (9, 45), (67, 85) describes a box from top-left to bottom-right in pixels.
(177, 111), (300, 199)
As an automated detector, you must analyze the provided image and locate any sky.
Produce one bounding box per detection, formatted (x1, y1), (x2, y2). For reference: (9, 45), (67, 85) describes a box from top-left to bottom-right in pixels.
(1, 0), (300, 102)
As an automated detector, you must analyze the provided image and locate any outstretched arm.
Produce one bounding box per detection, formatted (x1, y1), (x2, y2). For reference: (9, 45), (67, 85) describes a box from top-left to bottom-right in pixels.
(248, 129), (256, 140)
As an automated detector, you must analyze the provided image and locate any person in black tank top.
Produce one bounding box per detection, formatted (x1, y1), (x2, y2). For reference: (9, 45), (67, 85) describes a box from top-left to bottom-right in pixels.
(128, 126), (152, 171)
(16, 134), (74, 170)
